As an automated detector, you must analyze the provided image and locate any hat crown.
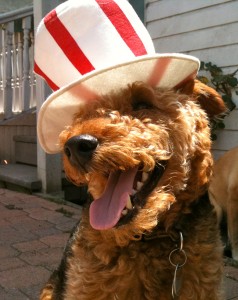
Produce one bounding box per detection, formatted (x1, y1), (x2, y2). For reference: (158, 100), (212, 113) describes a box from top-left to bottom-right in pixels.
(34, 0), (155, 91)
(35, 0), (200, 154)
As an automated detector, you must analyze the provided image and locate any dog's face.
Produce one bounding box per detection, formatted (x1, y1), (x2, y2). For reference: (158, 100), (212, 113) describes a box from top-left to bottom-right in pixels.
(59, 81), (225, 235)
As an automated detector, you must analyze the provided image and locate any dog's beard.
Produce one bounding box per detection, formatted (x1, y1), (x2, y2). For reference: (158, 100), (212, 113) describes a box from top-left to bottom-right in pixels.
(89, 162), (167, 230)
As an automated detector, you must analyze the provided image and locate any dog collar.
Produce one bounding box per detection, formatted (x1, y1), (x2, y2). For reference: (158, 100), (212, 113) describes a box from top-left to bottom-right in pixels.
(141, 228), (181, 242)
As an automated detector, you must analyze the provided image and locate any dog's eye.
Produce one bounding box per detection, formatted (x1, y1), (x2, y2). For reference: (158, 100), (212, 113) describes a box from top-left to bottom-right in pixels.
(132, 102), (153, 111)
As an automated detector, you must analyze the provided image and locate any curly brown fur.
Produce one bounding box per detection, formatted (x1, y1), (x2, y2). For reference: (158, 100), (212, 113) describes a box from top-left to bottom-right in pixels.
(40, 81), (225, 300)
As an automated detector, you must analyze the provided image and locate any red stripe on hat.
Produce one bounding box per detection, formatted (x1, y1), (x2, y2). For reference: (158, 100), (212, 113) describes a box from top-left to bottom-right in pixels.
(147, 58), (171, 87)
(70, 83), (98, 103)
(34, 63), (59, 91)
(44, 9), (95, 75)
(96, 0), (147, 56)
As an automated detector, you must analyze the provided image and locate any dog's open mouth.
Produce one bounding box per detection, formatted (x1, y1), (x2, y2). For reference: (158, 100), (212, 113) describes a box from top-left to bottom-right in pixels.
(89, 162), (167, 230)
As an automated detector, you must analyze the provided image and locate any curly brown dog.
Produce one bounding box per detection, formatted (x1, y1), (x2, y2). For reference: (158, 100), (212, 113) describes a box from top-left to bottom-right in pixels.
(209, 146), (238, 261)
(40, 80), (225, 300)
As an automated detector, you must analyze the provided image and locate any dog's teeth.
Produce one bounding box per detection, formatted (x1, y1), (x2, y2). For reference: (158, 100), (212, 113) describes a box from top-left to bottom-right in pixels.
(131, 189), (137, 195)
(136, 181), (143, 191)
(142, 172), (149, 182)
(126, 197), (133, 209)
(121, 209), (128, 216)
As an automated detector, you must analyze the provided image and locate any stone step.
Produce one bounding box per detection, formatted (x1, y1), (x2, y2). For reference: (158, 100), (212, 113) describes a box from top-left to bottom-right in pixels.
(13, 135), (37, 166)
(0, 163), (88, 204)
(0, 163), (41, 192)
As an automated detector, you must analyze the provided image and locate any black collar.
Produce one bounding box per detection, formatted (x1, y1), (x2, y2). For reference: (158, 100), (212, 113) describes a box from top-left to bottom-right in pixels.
(141, 227), (180, 242)
(140, 192), (212, 243)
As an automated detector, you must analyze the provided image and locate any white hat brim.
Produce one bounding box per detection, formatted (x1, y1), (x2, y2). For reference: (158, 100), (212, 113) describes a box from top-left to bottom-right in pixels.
(37, 53), (200, 153)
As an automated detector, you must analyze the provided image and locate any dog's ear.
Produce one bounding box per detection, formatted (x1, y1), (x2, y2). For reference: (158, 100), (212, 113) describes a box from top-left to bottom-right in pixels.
(178, 79), (227, 118)
(131, 82), (156, 104)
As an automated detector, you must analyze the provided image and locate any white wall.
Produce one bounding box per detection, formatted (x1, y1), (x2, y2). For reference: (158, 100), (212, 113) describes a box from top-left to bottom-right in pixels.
(146, 0), (238, 159)
(0, 1), (32, 13)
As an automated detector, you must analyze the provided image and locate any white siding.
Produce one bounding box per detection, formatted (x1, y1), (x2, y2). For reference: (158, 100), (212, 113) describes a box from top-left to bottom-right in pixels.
(146, 0), (238, 158)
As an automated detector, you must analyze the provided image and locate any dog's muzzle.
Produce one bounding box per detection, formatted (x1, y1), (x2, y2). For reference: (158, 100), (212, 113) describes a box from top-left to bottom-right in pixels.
(64, 134), (98, 167)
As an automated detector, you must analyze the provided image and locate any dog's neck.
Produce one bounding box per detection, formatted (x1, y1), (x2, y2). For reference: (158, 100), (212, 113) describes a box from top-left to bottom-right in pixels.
(141, 192), (211, 243)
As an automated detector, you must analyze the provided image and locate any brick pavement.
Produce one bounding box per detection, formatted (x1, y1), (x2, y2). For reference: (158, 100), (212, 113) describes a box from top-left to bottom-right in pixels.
(0, 188), (238, 299)
(0, 188), (81, 300)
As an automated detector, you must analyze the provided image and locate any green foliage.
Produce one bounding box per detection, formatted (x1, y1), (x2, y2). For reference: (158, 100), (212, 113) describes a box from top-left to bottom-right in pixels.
(198, 61), (238, 140)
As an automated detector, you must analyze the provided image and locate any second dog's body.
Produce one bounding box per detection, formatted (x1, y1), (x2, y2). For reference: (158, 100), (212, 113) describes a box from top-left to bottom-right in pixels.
(209, 146), (238, 261)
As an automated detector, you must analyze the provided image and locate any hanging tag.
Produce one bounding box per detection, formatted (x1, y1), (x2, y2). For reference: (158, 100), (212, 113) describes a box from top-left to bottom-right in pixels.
(172, 264), (182, 299)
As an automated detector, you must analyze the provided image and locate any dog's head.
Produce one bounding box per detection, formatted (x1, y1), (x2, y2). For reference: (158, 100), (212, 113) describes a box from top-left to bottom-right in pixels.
(59, 80), (225, 238)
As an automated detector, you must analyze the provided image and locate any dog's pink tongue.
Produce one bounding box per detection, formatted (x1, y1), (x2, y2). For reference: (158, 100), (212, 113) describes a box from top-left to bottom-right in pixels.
(89, 167), (138, 230)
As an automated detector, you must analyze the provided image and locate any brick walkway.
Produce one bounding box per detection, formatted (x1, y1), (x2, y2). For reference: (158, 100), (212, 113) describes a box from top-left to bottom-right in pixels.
(0, 188), (81, 300)
(0, 188), (238, 299)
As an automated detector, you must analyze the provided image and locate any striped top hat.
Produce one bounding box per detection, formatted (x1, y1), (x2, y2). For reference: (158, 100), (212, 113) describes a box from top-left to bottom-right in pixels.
(35, 0), (200, 154)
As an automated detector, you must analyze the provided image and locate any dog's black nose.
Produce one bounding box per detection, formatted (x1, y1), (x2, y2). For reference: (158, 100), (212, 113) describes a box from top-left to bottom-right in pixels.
(64, 134), (98, 166)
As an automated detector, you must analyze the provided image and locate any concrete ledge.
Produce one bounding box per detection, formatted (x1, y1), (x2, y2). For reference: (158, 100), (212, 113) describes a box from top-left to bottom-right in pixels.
(14, 135), (37, 166)
(0, 164), (41, 191)
(0, 109), (36, 126)
(0, 164), (88, 202)
(13, 135), (36, 143)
